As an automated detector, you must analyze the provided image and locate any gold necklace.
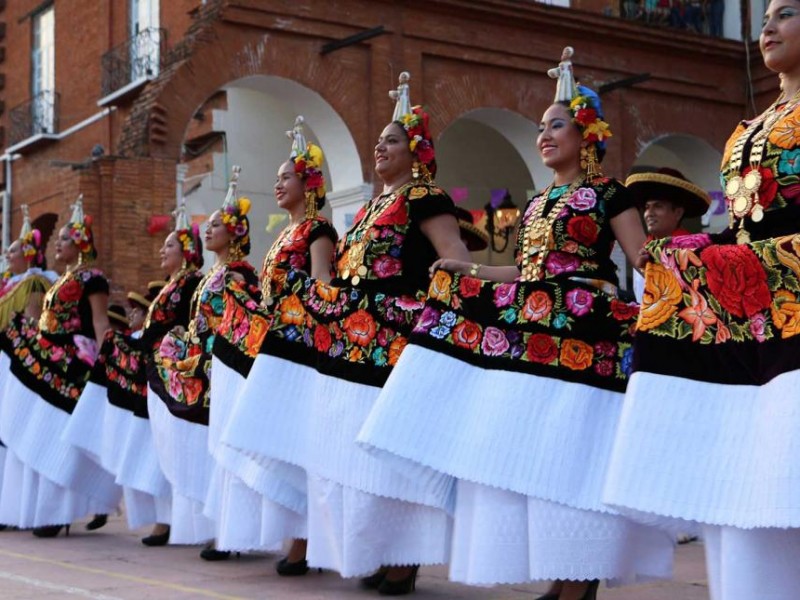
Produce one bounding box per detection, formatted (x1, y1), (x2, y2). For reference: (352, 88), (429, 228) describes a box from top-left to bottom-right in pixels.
(261, 222), (299, 306)
(725, 89), (800, 243)
(520, 177), (584, 281)
(338, 186), (405, 286)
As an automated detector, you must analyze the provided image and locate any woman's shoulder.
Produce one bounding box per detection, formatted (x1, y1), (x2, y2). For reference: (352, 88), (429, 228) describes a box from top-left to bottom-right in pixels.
(402, 181), (450, 202)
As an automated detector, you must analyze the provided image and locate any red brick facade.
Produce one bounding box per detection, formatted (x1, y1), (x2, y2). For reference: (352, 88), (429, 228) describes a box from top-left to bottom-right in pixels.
(0, 0), (779, 298)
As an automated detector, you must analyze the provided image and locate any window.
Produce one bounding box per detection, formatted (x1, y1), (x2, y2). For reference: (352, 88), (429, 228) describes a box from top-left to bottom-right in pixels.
(31, 5), (55, 134)
(130, 0), (160, 80)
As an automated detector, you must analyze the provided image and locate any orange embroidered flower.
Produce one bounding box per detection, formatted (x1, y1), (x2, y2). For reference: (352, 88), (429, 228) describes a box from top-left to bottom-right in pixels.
(279, 295), (305, 326)
(769, 106), (800, 150)
(560, 338), (594, 371)
(388, 336), (407, 366)
(772, 290), (800, 339)
(244, 314), (269, 356)
(452, 320), (482, 350)
(638, 263), (683, 331)
(521, 290), (553, 322)
(316, 282), (340, 302)
(678, 284), (718, 342)
(349, 347), (363, 361)
(184, 377), (203, 406)
(343, 309), (377, 346)
(429, 270), (453, 303)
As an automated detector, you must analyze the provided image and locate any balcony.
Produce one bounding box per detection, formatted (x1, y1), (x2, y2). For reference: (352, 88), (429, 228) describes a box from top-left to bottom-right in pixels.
(7, 90), (59, 153)
(99, 27), (166, 107)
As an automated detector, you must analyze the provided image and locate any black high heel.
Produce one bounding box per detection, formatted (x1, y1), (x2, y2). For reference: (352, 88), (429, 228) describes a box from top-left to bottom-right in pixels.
(377, 565), (419, 596)
(361, 566), (389, 589)
(86, 514), (108, 531)
(539, 580), (600, 600)
(141, 526), (170, 547)
(32, 524), (70, 538)
(276, 557), (310, 576)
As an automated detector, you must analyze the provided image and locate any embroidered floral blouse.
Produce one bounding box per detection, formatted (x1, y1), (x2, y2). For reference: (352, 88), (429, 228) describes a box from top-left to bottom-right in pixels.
(38, 267), (108, 341)
(516, 178), (634, 285)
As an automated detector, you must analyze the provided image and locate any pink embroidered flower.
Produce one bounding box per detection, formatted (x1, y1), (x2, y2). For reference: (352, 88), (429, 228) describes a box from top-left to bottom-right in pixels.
(494, 282), (518, 308)
(565, 288), (593, 316)
(666, 233), (713, 251)
(749, 312), (767, 342)
(289, 253), (307, 270)
(545, 252), (580, 276)
(415, 306), (440, 332)
(594, 359), (614, 377)
(481, 326), (510, 356)
(74, 335), (98, 366)
(395, 296), (424, 311)
(50, 346), (66, 362)
(168, 371), (183, 399)
(207, 269), (226, 293)
(160, 334), (184, 361)
(373, 255), (402, 278)
(567, 187), (597, 211)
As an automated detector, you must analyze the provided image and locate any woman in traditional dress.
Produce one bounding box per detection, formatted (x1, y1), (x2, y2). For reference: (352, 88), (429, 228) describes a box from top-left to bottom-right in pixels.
(206, 118), (336, 561)
(220, 72), (470, 593)
(603, 3), (800, 598)
(0, 206), (57, 327)
(64, 205), (203, 545)
(359, 48), (674, 600)
(147, 168), (260, 550)
(0, 198), (120, 536)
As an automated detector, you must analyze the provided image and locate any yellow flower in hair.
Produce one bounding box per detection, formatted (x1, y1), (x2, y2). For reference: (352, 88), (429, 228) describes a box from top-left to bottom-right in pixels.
(585, 120), (613, 141)
(307, 144), (323, 169)
(409, 138), (418, 152)
(238, 197), (251, 216)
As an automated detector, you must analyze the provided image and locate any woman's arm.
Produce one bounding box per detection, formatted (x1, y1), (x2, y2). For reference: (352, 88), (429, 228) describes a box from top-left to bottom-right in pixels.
(88, 292), (111, 346)
(610, 207), (647, 273)
(309, 236), (335, 283)
(420, 213), (472, 262)
(429, 258), (520, 283)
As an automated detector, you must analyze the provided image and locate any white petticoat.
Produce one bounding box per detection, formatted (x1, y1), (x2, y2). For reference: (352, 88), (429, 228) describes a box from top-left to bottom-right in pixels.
(147, 386), (213, 544)
(604, 370), (800, 529)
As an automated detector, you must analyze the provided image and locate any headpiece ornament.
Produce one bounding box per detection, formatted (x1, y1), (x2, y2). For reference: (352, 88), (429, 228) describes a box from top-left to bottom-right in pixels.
(220, 165), (251, 258)
(67, 195), (97, 261)
(18, 205), (46, 268)
(389, 72), (436, 181)
(547, 47), (612, 177)
(173, 198), (203, 269)
(287, 116), (326, 218)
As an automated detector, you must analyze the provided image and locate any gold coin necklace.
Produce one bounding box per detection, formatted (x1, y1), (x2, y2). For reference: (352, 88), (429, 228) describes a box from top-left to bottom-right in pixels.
(261, 222), (299, 306)
(520, 177), (584, 281)
(724, 89), (800, 243)
(338, 189), (402, 286)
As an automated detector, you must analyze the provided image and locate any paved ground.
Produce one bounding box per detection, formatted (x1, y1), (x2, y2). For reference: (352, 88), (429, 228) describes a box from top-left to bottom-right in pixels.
(0, 514), (709, 599)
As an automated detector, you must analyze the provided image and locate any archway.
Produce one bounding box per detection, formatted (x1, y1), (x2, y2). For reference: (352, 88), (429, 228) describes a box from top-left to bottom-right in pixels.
(436, 108), (543, 266)
(178, 75), (366, 266)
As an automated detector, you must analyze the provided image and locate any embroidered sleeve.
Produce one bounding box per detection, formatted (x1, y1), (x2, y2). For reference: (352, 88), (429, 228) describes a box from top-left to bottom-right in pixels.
(603, 179), (636, 219)
(407, 184), (457, 223)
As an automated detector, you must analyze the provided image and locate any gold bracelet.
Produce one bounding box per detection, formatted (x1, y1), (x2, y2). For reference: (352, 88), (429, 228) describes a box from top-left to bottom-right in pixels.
(469, 263), (481, 277)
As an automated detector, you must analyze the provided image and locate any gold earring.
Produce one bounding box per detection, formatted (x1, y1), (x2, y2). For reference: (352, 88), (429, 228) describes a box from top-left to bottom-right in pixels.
(304, 192), (318, 220)
(412, 160), (421, 180)
(581, 146), (601, 180)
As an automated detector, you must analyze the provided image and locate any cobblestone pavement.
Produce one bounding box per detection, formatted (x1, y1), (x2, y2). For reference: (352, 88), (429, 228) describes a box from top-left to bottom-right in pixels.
(0, 515), (708, 599)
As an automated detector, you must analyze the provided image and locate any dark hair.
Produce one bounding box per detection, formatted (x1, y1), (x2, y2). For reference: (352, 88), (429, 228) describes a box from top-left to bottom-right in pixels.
(235, 214), (251, 257)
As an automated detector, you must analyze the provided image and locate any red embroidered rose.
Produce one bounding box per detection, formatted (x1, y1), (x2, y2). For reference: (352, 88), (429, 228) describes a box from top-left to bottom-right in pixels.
(610, 298), (639, 321)
(749, 166), (779, 209)
(314, 325), (332, 352)
(452, 320), (481, 350)
(594, 358), (614, 377)
(700, 244), (771, 318)
(526, 333), (558, 364)
(57, 279), (82, 303)
(374, 197), (408, 226)
(459, 276), (482, 298)
(343, 309), (377, 346)
(566, 215), (599, 246)
(521, 290), (553, 321)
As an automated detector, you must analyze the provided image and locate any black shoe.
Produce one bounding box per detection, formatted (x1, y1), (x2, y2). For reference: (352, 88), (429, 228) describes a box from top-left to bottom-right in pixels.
(142, 528), (170, 547)
(86, 514), (108, 531)
(538, 579), (599, 600)
(377, 565), (419, 596)
(32, 524), (70, 538)
(200, 547), (232, 561)
(360, 566), (389, 589)
(276, 557), (310, 576)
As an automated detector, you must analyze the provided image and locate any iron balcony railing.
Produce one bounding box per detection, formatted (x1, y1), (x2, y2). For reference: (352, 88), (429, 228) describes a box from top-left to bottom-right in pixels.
(100, 27), (166, 99)
(8, 90), (59, 147)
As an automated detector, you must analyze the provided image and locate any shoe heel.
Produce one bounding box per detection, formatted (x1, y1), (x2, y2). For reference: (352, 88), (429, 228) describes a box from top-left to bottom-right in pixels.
(65, 525), (70, 537)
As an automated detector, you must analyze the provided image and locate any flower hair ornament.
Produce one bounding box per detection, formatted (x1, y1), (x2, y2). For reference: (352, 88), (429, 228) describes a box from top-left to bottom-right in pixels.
(389, 72), (436, 182)
(287, 116), (327, 219)
(18, 205), (46, 269)
(173, 199), (203, 269)
(67, 195), (97, 263)
(547, 47), (613, 180)
(220, 165), (251, 260)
